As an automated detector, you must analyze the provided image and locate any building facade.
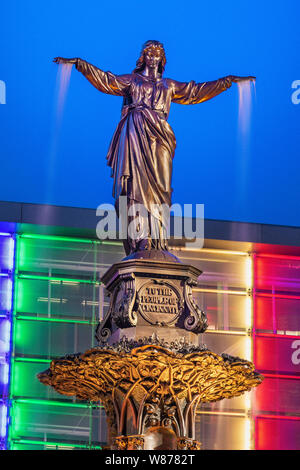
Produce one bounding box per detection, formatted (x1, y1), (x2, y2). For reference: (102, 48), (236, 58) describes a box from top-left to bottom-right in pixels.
(0, 202), (300, 450)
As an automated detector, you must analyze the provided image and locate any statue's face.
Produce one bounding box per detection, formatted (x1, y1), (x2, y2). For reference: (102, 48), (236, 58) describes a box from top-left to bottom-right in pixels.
(144, 46), (163, 69)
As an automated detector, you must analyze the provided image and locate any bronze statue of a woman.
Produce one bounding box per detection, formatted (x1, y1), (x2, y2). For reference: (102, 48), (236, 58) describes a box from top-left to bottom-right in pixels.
(54, 40), (254, 256)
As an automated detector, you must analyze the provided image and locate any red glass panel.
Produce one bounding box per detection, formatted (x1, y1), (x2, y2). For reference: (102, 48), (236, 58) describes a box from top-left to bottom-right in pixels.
(253, 376), (300, 414)
(256, 256), (300, 293)
(254, 334), (300, 374)
(255, 295), (300, 331)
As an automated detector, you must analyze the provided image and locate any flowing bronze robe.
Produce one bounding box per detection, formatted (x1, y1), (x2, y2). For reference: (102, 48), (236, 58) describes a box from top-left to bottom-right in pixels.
(76, 59), (232, 251)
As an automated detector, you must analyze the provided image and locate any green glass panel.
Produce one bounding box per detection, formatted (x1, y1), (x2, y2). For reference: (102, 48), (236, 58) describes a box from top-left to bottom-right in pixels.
(10, 440), (102, 450)
(10, 442), (44, 450)
(14, 319), (94, 357)
(21, 234), (102, 244)
(16, 277), (103, 321)
(18, 237), (124, 276)
(10, 401), (107, 445)
(12, 360), (73, 401)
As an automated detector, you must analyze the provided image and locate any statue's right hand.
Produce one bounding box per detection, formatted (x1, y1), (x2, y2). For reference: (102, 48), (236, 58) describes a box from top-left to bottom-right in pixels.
(53, 57), (78, 65)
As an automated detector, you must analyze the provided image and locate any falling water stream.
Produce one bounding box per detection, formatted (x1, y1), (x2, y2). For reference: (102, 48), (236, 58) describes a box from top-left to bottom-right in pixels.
(228, 80), (256, 244)
(56, 63), (73, 125)
(236, 80), (256, 196)
(238, 81), (255, 138)
(42, 64), (73, 224)
(220, 81), (255, 448)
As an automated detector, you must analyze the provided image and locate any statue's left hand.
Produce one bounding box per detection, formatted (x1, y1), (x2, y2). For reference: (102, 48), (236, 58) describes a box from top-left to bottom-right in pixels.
(226, 75), (256, 83)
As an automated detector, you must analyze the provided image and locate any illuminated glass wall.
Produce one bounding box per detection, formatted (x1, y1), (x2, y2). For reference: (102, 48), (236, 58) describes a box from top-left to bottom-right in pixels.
(4, 229), (299, 450)
(253, 253), (300, 450)
(0, 231), (15, 449)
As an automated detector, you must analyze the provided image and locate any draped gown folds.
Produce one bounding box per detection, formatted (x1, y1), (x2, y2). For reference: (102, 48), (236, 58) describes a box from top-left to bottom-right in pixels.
(76, 59), (232, 253)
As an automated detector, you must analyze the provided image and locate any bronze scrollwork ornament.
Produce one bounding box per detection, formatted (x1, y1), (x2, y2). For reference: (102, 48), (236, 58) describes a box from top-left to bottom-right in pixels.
(38, 343), (263, 450)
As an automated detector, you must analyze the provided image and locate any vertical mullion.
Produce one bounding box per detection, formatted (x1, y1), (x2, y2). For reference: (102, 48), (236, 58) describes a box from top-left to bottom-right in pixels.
(0, 234), (15, 449)
(7, 234), (19, 449)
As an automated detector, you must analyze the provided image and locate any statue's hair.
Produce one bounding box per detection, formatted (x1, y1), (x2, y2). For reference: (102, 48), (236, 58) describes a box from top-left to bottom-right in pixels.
(134, 40), (166, 76)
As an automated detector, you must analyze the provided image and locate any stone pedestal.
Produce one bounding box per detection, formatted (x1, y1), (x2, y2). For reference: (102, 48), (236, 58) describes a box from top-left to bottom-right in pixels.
(96, 255), (208, 345)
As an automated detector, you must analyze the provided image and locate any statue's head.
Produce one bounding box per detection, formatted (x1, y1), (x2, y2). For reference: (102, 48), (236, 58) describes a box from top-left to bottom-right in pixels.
(134, 40), (166, 76)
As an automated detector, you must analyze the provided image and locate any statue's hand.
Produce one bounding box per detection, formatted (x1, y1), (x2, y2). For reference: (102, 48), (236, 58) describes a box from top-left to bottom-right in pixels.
(226, 75), (256, 84)
(53, 57), (78, 65)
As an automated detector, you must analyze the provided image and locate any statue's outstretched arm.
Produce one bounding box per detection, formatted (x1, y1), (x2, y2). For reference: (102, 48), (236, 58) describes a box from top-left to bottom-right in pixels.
(169, 75), (255, 105)
(53, 57), (131, 96)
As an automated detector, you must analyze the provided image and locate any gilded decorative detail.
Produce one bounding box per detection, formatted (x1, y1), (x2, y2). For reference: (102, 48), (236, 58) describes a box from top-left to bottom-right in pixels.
(38, 343), (263, 447)
(177, 437), (201, 450)
(39, 344), (262, 403)
(114, 436), (144, 450)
